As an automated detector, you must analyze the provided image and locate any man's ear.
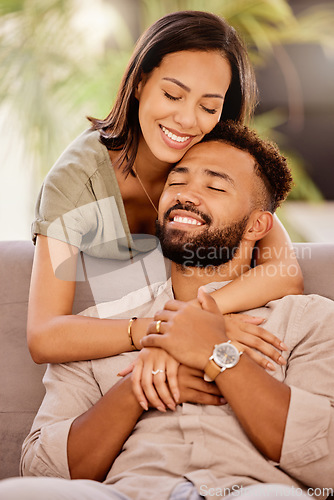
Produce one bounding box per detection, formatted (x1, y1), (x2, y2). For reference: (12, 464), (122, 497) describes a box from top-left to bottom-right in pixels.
(244, 210), (273, 242)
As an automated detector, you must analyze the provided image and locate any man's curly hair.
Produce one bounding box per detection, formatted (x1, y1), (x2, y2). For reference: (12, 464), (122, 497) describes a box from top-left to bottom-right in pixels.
(202, 120), (293, 212)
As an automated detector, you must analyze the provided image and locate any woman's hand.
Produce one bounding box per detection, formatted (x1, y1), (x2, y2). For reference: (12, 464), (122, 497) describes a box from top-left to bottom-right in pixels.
(223, 314), (287, 371)
(131, 347), (180, 412)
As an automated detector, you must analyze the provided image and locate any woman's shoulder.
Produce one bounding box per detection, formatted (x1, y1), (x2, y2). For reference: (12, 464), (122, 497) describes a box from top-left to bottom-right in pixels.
(48, 128), (110, 182)
(41, 128), (119, 207)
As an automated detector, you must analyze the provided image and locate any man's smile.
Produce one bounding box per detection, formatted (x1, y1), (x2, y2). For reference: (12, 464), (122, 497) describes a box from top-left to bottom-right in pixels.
(163, 204), (211, 229)
(172, 215), (202, 226)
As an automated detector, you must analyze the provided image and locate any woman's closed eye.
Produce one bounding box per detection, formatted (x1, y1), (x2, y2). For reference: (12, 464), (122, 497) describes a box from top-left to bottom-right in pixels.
(201, 105), (217, 115)
(163, 91), (180, 101)
(163, 91), (218, 115)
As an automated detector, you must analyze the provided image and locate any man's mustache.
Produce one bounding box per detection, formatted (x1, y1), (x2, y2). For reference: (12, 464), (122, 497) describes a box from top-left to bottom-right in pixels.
(163, 203), (212, 225)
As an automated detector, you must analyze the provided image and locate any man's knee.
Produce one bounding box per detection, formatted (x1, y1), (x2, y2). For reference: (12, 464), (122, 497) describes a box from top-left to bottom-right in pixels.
(0, 476), (131, 500)
(0, 477), (65, 500)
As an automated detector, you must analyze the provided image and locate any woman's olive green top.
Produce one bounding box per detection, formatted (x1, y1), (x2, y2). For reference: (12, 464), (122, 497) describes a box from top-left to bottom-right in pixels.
(32, 129), (156, 260)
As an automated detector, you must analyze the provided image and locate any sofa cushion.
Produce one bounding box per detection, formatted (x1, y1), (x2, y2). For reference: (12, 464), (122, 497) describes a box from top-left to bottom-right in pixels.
(0, 240), (333, 480)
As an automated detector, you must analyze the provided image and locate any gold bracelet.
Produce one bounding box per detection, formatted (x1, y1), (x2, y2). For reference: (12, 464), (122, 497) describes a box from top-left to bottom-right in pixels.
(128, 317), (138, 350)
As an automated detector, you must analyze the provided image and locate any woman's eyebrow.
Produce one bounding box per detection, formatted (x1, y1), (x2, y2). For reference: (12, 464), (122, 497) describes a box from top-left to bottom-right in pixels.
(162, 77), (224, 99)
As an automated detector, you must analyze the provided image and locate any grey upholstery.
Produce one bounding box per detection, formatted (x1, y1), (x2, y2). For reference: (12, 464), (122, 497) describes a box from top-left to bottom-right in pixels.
(0, 240), (333, 480)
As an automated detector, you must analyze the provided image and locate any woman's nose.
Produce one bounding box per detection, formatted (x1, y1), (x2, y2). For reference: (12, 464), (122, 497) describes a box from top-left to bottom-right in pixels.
(174, 103), (197, 130)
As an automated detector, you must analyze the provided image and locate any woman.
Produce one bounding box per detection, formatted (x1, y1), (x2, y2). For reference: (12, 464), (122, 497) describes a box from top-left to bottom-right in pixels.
(27, 11), (302, 367)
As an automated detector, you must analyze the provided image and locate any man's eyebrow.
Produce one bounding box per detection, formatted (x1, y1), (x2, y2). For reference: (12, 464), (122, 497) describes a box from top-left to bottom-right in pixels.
(169, 166), (189, 175)
(204, 168), (236, 187)
(170, 166), (235, 188)
(162, 77), (224, 99)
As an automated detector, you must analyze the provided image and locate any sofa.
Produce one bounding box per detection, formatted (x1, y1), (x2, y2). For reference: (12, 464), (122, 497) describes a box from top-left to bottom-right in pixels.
(1, 240), (334, 481)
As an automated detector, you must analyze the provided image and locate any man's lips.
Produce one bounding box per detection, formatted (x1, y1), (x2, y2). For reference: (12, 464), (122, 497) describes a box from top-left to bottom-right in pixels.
(163, 204), (211, 227)
(169, 210), (204, 227)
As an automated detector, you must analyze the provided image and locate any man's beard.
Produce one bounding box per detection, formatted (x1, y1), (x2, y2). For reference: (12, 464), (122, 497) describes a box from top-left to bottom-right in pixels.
(156, 203), (249, 268)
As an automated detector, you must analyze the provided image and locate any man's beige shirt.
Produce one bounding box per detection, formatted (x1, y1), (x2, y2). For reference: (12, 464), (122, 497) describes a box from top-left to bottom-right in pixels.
(20, 281), (334, 499)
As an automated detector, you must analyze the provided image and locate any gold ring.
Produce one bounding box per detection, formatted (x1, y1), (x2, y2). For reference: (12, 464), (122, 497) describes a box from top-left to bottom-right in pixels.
(156, 320), (162, 334)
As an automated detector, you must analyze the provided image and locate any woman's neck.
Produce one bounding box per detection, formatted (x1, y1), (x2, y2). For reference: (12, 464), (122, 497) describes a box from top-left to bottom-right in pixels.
(134, 136), (171, 184)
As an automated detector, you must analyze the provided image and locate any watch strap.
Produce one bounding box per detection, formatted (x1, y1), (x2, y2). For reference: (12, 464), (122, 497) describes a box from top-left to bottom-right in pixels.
(204, 342), (243, 382)
(204, 358), (225, 382)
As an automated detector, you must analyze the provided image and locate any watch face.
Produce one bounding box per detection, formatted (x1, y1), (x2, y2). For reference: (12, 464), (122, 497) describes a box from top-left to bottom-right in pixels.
(213, 342), (239, 368)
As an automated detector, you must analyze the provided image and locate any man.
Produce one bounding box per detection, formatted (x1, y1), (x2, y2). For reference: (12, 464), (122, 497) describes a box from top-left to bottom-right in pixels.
(1, 122), (333, 499)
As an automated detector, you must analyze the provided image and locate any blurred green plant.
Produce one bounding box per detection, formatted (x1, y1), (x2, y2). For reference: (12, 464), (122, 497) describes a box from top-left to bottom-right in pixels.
(1, 0), (333, 201)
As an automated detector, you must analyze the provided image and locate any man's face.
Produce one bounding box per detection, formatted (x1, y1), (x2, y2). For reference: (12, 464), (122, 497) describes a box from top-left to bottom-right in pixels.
(156, 141), (258, 267)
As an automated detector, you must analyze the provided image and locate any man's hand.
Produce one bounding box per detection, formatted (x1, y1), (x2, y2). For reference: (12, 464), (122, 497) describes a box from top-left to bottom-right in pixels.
(178, 364), (225, 406)
(141, 289), (227, 369)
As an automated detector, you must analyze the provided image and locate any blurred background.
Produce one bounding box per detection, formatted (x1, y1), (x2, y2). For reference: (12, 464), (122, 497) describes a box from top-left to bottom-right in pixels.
(1, 0), (334, 242)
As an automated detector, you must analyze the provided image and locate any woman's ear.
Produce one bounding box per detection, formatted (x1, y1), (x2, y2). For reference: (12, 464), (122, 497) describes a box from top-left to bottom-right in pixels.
(135, 73), (146, 100)
(244, 210), (273, 242)
(135, 80), (143, 100)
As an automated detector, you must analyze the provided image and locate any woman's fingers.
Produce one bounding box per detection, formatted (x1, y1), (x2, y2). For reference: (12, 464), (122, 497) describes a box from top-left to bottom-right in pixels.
(166, 360), (180, 404)
(224, 314), (288, 368)
(140, 363), (168, 412)
(231, 314), (288, 351)
(239, 324), (287, 365)
(118, 362), (135, 377)
(131, 360), (149, 411)
(236, 313), (265, 325)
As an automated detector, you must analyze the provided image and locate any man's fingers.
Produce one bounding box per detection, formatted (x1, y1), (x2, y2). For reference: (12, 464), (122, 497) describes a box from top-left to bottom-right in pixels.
(197, 287), (220, 314)
(160, 299), (185, 311)
(141, 334), (165, 348)
(183, 389), (225, 406)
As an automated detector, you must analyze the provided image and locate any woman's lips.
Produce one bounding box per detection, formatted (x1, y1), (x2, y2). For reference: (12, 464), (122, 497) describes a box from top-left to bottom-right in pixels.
(159, 125), (195, 150)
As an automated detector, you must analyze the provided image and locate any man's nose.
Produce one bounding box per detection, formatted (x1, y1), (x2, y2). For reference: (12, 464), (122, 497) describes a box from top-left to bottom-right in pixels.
(175, 189), (201, 206)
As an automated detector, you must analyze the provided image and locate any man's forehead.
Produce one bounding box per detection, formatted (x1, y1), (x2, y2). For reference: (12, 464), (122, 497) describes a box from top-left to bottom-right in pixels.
(170, 140), (254, 178)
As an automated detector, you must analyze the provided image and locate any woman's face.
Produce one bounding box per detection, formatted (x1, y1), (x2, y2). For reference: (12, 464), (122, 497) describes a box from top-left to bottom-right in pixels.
(136, 50), (232, 166)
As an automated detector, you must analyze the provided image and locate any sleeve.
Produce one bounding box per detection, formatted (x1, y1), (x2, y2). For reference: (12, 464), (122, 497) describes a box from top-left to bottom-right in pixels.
(20, 361), (102, 478)
(32, 133), (96, 248)
(279, 295), (334, 488)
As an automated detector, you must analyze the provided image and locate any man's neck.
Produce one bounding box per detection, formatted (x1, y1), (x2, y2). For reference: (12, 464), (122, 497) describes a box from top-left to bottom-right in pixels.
(171, 244), (253, 301)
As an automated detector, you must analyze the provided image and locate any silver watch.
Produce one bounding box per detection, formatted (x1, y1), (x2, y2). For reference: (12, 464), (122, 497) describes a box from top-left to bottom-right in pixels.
(204, 340), (243, 382)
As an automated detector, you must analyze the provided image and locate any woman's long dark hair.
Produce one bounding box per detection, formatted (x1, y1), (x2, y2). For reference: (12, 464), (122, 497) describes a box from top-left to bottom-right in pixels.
(89, 10), (258, 175)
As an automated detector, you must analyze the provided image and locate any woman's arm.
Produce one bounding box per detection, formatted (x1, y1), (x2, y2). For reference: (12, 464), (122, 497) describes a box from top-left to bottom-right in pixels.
(211, 215), (303, 314)
(27, 235), (151, 364)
